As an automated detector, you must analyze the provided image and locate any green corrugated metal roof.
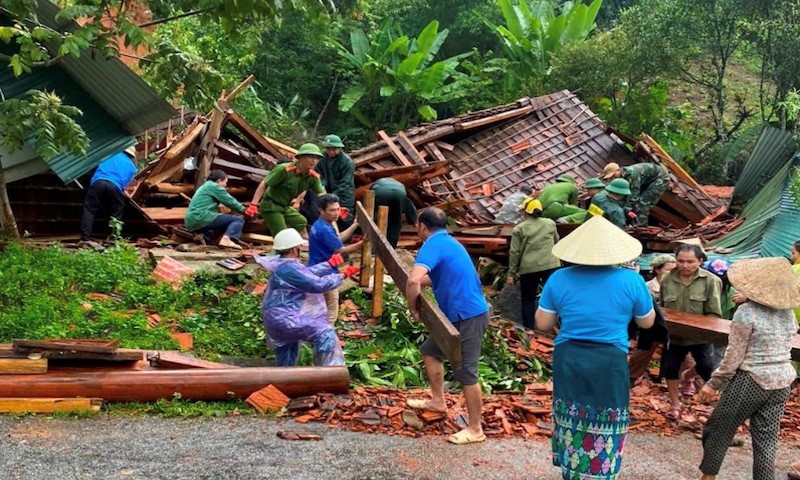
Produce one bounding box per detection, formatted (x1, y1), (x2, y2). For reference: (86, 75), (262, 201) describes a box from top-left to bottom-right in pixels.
(0, 63), (134, 183)
(35, 0), (175, 135)
(731, 126), (796, 205)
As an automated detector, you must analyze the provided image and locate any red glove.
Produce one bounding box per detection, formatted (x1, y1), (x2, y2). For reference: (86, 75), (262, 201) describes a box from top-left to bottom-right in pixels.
(342, 265), (361, 278)
(245, 204), (259, 217)
(338, 207), (351, 220)
(626, 211), (638, 220)
(327, 253), (344, 268)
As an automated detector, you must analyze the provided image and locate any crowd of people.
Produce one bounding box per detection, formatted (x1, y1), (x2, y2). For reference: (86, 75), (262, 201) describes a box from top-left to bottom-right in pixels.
(80, 142), (800, 478)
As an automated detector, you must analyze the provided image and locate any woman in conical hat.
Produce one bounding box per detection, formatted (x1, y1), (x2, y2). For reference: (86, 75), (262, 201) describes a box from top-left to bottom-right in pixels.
(696, 257), (800, 480)
(535, 215), (655, 480)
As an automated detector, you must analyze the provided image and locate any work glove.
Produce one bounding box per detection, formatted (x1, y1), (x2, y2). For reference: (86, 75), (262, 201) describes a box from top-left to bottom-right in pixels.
(327, 253), (345, 268)
(338, 207), (351, 220)
(342, 265), (361, 279)
(244, 204), (259, 217)
(626, 210), (638, 220)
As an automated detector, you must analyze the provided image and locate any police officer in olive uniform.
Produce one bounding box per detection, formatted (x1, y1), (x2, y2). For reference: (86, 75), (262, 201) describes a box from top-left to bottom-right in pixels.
(602, 162), (669, 227)
(587, 178), (631, 229)
(538, 174), (586, 222)
(247, 143), (326, 236)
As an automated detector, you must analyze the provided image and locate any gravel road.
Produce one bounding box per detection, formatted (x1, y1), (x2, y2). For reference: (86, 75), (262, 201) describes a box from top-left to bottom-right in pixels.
(1, 416), (796, 479)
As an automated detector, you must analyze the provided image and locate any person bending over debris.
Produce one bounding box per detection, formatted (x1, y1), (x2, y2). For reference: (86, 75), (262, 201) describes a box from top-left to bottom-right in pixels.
(535, 215), (654, 480)
(308, 194), (363, 323)
(405, 207), (491, 445)
(317, 135), (356, 230)
(507, 198), (560, 330)
(80, 146), (138, 247)
(602, 162), (669, 227)
(246, 143), (326, 236)
(537, 174), (586, 223)
(184, 170), (248, 250)
(370, 178), (418, 248)
(696, 257), (800, 480)
(494, 184), (533, 224)
(254, 228), (360, 367)
(587, 178), (632, 229)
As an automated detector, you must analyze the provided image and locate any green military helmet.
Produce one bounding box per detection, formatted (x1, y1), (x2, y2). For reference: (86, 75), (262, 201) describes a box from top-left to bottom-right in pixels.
(296, 143), (323, 157)
(584, 178), (605, 189)
(322, 134), (345, 148)
(556, 174), (576, 184)
(606, 178), (631, 195)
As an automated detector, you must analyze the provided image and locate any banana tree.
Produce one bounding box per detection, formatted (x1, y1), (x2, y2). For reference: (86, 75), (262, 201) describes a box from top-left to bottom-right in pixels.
(487, 0), (603, 90)
(331, 20), (474, 131)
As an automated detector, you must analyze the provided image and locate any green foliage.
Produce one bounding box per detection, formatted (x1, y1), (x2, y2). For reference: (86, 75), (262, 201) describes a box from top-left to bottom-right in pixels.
(107, 395), (255, 418)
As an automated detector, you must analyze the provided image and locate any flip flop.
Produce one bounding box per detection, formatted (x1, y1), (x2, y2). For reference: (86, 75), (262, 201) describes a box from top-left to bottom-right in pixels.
(666, 406), (681, 421)
(406, 399), (446, 413)
(447, 428), (487, 445)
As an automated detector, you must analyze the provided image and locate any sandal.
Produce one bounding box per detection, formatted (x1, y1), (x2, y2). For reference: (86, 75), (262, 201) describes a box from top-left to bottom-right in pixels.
(406, 398), (447, 413)
(447, 428), (487, 445)
(666, 406), (681, 421)
(680, 381), (696, 397)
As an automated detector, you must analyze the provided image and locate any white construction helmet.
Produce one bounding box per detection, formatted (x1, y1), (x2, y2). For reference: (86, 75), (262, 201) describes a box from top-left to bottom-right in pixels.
(273, 228), (307, 252)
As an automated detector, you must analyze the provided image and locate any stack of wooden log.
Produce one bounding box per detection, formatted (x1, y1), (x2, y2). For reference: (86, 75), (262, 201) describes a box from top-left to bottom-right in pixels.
(0, 338), (349, 414)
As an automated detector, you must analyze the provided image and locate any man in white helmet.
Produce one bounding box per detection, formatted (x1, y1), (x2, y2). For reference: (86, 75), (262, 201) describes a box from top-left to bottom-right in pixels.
(254, 228), (360, 366)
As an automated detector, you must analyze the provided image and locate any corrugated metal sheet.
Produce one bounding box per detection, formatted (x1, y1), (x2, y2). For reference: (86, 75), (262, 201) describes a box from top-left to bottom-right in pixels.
(731, 126), (796, 205)
(0, 62), (134, 183)
(35, 0), (175, 134)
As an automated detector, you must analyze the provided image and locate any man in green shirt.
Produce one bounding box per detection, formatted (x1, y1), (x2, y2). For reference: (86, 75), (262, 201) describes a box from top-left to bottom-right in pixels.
(317, 134), (356, 230)
(247, 143), (326, 236)
(370, 178), (417, 248)
(586, 179), (631, 229)
(659, 244), (722, 420)
(185, 170), (248, 249)
(537, 174), (586, 222)
(602, 162), (669, 226)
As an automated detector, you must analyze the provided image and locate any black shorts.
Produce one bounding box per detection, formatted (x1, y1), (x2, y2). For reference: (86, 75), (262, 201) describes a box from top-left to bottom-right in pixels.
(419, 311), (490, 386)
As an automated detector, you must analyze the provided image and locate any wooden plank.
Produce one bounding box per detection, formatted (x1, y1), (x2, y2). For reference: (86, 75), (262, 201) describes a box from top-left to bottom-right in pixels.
(372, 206), (389, 317)
(142, 207), (187, 223)
(162, 120), (205, 162)
(0, 358), (47, 374)
(650, 205), (690, 229)
(360, 190), (376, 288)
(144, 160), (188, 187)
(396, 132), (425, 164)
(13, 339), (117, 355)
(227, 111), (297, 159)
(356, 160), (449, 181)
(223, 74), (256, 102)
(148, 351), (238, 369)
(355, 201), (462, 368)
(212, 158), (269, 177)
(3, 344), (147, 362)
(195, 105), (228, 190)
(149, 248), (246, 262)
(240, 233), (274, 244)
(0, 398), (102, 414)
(434, 141), (455, 152)
(454, 105), (533, 131)
(377, 130), (413, 166)
(659, 192), (705, 224)
(354, 125), (456, 167)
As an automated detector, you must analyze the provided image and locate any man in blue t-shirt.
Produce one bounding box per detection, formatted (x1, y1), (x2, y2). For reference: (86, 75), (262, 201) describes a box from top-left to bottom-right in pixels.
(80, 147), (138, 246)
(405, 207), (490, 445)
(308, 194), (362, 323)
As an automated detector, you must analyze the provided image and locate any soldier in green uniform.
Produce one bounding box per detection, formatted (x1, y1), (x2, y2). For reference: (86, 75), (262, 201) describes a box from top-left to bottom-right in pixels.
(602, 162), (669, 227)
(247, 143), (326, 236)
(561, 178), (606, 223)
(370, 178), (417, 248)
(538, 174), (586, 223)
(317, 134), (356, 229)
(587, 178), (631, 229)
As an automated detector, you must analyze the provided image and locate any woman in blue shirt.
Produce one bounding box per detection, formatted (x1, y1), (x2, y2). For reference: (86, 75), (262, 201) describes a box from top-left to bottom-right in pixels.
(536, 215), (655, 480)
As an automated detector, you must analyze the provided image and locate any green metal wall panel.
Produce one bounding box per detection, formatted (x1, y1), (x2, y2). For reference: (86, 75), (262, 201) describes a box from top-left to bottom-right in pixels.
(732, 126), (796, 206)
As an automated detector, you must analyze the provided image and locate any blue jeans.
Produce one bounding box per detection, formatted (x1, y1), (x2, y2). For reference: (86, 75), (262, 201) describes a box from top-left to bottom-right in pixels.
(201, 214), (244, 241)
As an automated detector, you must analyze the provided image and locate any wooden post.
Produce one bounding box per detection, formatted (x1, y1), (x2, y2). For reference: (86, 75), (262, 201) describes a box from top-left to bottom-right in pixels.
(359, 189), (376, 288)
(372, 205), (389, 317)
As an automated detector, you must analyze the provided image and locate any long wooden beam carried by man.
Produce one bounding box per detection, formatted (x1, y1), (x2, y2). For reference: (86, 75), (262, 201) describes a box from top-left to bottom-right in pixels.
(355, 201), (462, 369)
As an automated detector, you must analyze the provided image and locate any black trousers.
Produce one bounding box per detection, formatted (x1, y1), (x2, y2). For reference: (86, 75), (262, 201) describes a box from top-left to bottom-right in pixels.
(520, 268), (557, 329)
(80, 180), (126, 241)
(373, 189), (405, 248)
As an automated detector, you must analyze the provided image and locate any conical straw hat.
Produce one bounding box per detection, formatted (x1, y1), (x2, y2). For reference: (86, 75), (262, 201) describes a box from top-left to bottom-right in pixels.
(551, 215), (642, 266)
(727, 257), (800, 309)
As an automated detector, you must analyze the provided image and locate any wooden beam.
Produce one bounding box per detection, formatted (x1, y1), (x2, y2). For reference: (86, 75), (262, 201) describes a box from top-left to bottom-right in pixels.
(356, 160), (449, 181)
(396, 132), (425, 164)
(0, 358), (47, 374)
(454, 105), (533, 131)
(659, 192), (705, 223)
(144, 159), (188, 187)
(377, 130), (413, 166)
(650, 205), (690, 229)
(227, 111), (296, 159)
(223, 74), (256, 103)
(13, 339), (117, 355)
(355, 201), (462, 368)
(3, 344), (147, 362)
(148, 351), (238, 369)
(195, 104), (229, 190)
(372, 206), (389, 317)
(162, 120), (205, 163)
(0, 398), (102, 414)
(359, 190), (375, 288)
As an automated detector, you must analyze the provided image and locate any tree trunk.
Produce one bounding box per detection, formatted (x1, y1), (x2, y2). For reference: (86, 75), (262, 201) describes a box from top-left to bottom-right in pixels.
(0, 161), (20, 239)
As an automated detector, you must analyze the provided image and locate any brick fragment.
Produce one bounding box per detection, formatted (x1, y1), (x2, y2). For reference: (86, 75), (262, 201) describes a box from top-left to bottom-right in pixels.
(246, 384), (290, 413)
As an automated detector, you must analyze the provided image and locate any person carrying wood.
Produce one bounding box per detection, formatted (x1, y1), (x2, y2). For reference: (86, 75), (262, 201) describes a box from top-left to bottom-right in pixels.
(602, 161), (669, 226)
(405, 207), (490, 445)
(254, 228), (360, 367)
(537, 174), (586, 223)
(308, 194), (363, 323)
(246, 144), (326, 236)
(494, 185), (533, 224)
(316, 134), (356, 230)
(370, 177), (418, 248)
(184, 170), (249, 250)
(587, 178), (631, 229)
(79, 146), (138, 248)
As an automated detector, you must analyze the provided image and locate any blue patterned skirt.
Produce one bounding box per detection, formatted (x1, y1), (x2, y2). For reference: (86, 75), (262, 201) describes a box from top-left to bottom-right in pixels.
(551, 340), (630, 480)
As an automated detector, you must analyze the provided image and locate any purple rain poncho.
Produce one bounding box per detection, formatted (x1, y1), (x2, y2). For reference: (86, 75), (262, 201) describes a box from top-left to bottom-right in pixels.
(254, 254), (343, 348)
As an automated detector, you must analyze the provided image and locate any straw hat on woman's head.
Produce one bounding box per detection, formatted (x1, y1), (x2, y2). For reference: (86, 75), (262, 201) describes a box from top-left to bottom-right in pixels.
(551, 215), (642, 266)
(727, 257), (800, 309)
